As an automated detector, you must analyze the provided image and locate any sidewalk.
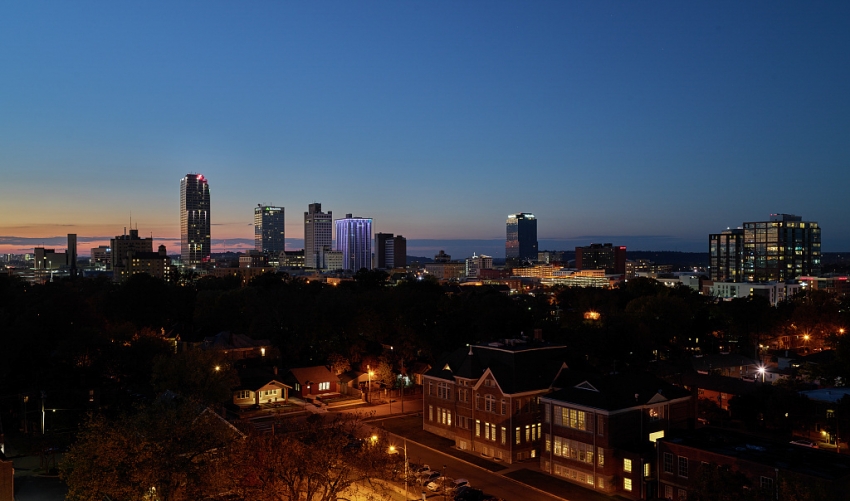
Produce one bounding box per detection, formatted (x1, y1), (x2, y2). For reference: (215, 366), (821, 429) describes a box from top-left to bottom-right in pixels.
(377, 415), (615, 501)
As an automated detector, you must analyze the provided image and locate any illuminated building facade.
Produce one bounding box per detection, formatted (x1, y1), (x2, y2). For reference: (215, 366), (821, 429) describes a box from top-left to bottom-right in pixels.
(742, 214), (820, 282)
(335, 214), (372, 271)
(506, 213), (538, 264)
(708, 229), (744, 282)
(254, 205), (285, 254)
(180, 174), (211, 267)
(304, 203), (332, 269)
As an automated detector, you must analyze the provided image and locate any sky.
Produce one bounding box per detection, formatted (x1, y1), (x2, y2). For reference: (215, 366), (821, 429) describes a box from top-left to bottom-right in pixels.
(1, 2), (849, 258)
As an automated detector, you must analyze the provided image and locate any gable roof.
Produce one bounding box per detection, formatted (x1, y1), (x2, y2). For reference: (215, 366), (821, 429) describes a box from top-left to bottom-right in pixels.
(287, 365), (336, 385)
(425, 342), (569, 394)
(545, 370), (691, 412)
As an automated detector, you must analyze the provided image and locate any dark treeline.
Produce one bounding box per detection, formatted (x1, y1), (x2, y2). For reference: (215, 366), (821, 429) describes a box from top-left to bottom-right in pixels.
(3, 272), (850, 418)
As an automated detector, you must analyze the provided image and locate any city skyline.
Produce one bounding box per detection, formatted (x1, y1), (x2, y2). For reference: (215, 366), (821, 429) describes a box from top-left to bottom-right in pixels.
(2, 3), (849, 256)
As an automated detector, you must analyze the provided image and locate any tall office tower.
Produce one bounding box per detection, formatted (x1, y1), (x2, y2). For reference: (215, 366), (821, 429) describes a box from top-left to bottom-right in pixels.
(506, 213), (538, 264)
(335, 214), (372, 271)
(742, 214), (821, 282)
(465, 253), (494, 278)
(709, 228), (744, 282)
(304, 203), (332, 269)
(575, 243), (627, 275)
(375, 233), (407, 269)
(254, 205), (285, 254)
(67, 233), (77, 276)
(180, 174), (211, 267)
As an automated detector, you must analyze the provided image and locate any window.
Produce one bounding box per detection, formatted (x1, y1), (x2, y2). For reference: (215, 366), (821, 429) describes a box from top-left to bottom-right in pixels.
(663, 453), (673, 474)
(544, 402), (551, 422)
(485, 395), (496, 412)
(501, 399), (507, 415)
(598, 447), (604, 467)
(678, 489), (688, 500)
(475, 420), (481, 437)
(553, 406), (588, 431)
(664, 485), (673, 499)
(438, 408), (451, 426)
(760, 476), (774, 492)
(544, 433), (551, 452)
(428, 381), (434, 396)
(437, 382), (451, 399)
(552, 437), (594, 465)
(294, 383), (300, 392)
(623, 458), (632, 473)
(485, 422), (496, 441)
(649, 405), (664, 421)
(515, 427), (521, 444)
(236, 390), (251, 399)
(678, 456), (688, 478)
(475, 393), (481, 410)
(624, 478), (632, 492)
(597, 414), (604, 436)
(318, 382), (330, 391)
(526, 425), (531, 442)
(597, 477), (605, 489)
(644, 463), (651, 478)
(428, 405), (433, 421)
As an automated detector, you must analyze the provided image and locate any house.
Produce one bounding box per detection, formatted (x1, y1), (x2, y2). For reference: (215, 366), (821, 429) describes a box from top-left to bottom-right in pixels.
(406, 361), (432, 386)
(692, 353), (760, 379)
(181, 331), (274, 361)
(422, 338), (569, 463)
(657, 428), (850, 500)
(540, 370), (692, 500)
(284, 366), (340, 399)
(678, 372), (760, 412)
(232, 376), (291, 408)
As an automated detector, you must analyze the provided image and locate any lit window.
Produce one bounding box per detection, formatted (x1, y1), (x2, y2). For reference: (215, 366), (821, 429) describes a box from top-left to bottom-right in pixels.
(624, 458), (632, 473)
(501, 426), (507, 445)
(624, 478), (632, 492)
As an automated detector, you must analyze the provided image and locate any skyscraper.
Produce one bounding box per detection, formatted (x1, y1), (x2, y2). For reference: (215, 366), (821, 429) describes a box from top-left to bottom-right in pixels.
(742, 214), (821, 282)
(710, 214), (821, 283)
(335, 214), (372, 272)
(375, 232), (407, 269)
(254, 205), (285, 254)
(180, 174), (211, 267)
(506, 213), (538, 264)
(304, 203), (332, 269)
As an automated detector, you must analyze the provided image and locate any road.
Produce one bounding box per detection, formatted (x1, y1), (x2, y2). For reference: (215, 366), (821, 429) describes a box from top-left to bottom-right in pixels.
(385, 435), (565, 501)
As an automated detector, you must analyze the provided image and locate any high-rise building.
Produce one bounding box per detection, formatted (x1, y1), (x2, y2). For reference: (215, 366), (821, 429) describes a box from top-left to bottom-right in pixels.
(742, 214), (821, 282)
(575, 243), (627, 275)
(335, 214), (372, 272)
(180, 174), (211, 267)
(111, 228), (153, 281)
(506, 213), (538, 264)
(709, 228), (744, 282)
(254, 205), (285, 254)
(304, 203), (332, 269)
(710, 214), (821, 283)
(375, 233), (407, 269)
(465, 253), (493, 278)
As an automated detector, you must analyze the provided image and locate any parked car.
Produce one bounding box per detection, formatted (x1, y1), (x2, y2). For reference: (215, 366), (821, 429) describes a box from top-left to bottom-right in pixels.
(419, 471), (441, 485)
(790, 438), (818, 448)
(455, 487), (484, 501)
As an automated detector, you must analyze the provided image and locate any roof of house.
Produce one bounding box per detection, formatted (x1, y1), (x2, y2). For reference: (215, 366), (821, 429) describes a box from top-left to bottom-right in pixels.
(203, 331), (271, 350)
(545, 370), (691, 412)
(235, 376), (291, 392)
(287, 365), (337, 385)
(662, 428), (850, 481)
(692, 353), (759, 373)
(425, 341), (568, 394)
(678, 371), (762, 396)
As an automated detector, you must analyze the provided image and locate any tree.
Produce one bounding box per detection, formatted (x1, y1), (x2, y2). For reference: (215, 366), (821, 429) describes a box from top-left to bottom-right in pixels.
(62, 395), (242, 501)
(213, 414), (401, 501)
(327, 352), (351, 375)
(151, 349), (239, 406)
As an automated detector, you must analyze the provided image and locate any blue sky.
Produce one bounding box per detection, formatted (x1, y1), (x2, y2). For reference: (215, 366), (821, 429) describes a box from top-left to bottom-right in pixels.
(1, 2), (848, 256)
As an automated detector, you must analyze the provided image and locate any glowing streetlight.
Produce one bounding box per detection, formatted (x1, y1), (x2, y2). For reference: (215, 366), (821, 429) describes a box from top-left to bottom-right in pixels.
(214, 365), (221, 372)
(758, 366), (766, 383)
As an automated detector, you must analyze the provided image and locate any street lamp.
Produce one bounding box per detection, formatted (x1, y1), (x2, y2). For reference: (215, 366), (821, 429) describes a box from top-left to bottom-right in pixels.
(367, 365), (374, 404)
(758, 366), (766, 383)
